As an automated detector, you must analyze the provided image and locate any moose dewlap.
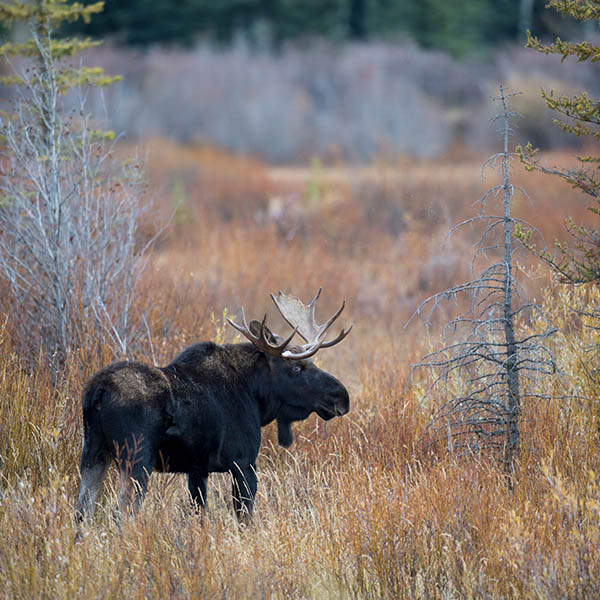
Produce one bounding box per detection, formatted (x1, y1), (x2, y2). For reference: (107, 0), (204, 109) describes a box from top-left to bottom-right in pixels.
(76, 289), (351, 521)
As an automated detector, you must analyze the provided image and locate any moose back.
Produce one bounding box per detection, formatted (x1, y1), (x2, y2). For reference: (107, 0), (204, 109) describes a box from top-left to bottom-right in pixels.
(76, 289), (351, 520)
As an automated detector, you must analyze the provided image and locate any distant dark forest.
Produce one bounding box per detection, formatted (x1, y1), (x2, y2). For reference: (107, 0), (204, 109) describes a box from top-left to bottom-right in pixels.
(70, 0), (588, 54)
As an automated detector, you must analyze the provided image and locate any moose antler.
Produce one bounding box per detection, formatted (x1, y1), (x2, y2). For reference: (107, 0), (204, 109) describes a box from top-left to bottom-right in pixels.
(226, 309), (297, 357)
(227, 289), (351, 360)
(270, 288), (345, 343)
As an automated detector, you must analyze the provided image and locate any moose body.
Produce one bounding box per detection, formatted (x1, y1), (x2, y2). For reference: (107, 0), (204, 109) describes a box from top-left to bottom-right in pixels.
(76, 290), (351, 520)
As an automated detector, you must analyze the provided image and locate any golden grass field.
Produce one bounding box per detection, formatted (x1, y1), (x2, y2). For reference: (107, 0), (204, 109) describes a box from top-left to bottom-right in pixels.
(1, 140), (599, 598)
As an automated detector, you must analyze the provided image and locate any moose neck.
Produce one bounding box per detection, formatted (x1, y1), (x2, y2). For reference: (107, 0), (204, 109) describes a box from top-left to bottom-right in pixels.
(233, 345), (295, 446)
(234, 344), (281, 427)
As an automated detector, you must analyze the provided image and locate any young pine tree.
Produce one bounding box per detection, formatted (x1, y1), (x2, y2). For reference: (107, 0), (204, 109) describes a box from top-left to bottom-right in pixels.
(0, 1), (151, 362)
(518, 0), (600, 284)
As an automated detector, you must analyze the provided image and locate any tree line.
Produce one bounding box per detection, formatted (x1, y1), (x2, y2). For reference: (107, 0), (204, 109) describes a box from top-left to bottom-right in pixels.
(68, 0), (586, 54)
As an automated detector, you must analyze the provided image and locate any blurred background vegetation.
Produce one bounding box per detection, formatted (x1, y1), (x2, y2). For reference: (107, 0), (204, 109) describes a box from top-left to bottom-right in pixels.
(1, 0), (593, 163)
(67, 0), (586, 56)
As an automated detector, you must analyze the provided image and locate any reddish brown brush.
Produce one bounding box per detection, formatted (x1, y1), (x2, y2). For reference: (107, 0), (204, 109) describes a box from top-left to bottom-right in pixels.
(1, 142), (599, 598)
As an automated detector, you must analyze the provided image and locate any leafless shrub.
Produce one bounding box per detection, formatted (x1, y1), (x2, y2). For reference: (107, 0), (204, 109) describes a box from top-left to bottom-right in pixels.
(408, 86), (557, 470)
(81, 41), (456, 162)
(70, 40), (600, 163)
(0, 30), (153, 361)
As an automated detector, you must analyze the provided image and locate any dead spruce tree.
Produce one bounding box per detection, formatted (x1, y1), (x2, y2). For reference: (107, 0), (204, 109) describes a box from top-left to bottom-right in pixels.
(409, 87), (556, 470)
(0, 5), (151, 362)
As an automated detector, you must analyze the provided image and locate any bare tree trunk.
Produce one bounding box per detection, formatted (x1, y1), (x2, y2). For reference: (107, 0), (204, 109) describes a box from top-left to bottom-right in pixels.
(499, 86), (521, 470)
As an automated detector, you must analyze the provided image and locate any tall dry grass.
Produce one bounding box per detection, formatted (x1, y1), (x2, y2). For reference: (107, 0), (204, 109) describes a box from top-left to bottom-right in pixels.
(1, 142), (599, 598)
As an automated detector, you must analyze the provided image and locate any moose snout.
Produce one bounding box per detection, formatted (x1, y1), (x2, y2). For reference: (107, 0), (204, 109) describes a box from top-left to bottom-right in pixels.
(316, 385), (349, 421)
(332, 387), (350, 416)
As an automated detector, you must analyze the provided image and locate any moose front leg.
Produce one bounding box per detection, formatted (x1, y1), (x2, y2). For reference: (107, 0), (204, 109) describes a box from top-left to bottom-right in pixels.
(231, 463), (257, 522)
(187, 470), (208, 511)
(114, 435), (155, 518)
(76, 454), (111, 521)
(117, 462), (152, 517)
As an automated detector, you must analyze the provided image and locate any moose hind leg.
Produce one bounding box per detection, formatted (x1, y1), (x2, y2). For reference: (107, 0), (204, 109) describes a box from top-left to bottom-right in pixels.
(76, 453), (110, 521)
(231, 463), (257, 522)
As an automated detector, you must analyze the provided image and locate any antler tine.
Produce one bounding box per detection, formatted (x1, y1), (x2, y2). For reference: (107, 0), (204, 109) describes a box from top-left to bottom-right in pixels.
(255, 312), (299, 353)
(257, 312), (268, 342)
(275, 325), (299, 353)
(226, 308), (255, 342)
(282, 343), (321, 361)
(281, 324), (352, 359)
(319, 325), (353, 348)
(308, 287), (322, 308)
(316, 300), (345, 341)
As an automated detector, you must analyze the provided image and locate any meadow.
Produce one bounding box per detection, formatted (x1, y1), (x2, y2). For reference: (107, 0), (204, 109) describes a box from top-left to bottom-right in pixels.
(0, 136), (599, 598)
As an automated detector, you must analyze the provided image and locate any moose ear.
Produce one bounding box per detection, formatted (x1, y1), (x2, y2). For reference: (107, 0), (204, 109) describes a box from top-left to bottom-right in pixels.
(248, 319), (282, 347)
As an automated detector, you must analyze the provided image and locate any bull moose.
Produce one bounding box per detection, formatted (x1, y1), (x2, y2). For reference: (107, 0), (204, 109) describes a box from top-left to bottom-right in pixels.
(76, 289), (351, 521)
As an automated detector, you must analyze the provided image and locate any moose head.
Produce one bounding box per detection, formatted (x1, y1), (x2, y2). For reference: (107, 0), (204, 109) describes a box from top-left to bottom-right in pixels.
(227, 288), (352, 446)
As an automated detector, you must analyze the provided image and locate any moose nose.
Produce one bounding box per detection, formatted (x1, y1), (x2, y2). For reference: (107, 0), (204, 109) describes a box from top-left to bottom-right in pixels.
(334, 388), (350, 416)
